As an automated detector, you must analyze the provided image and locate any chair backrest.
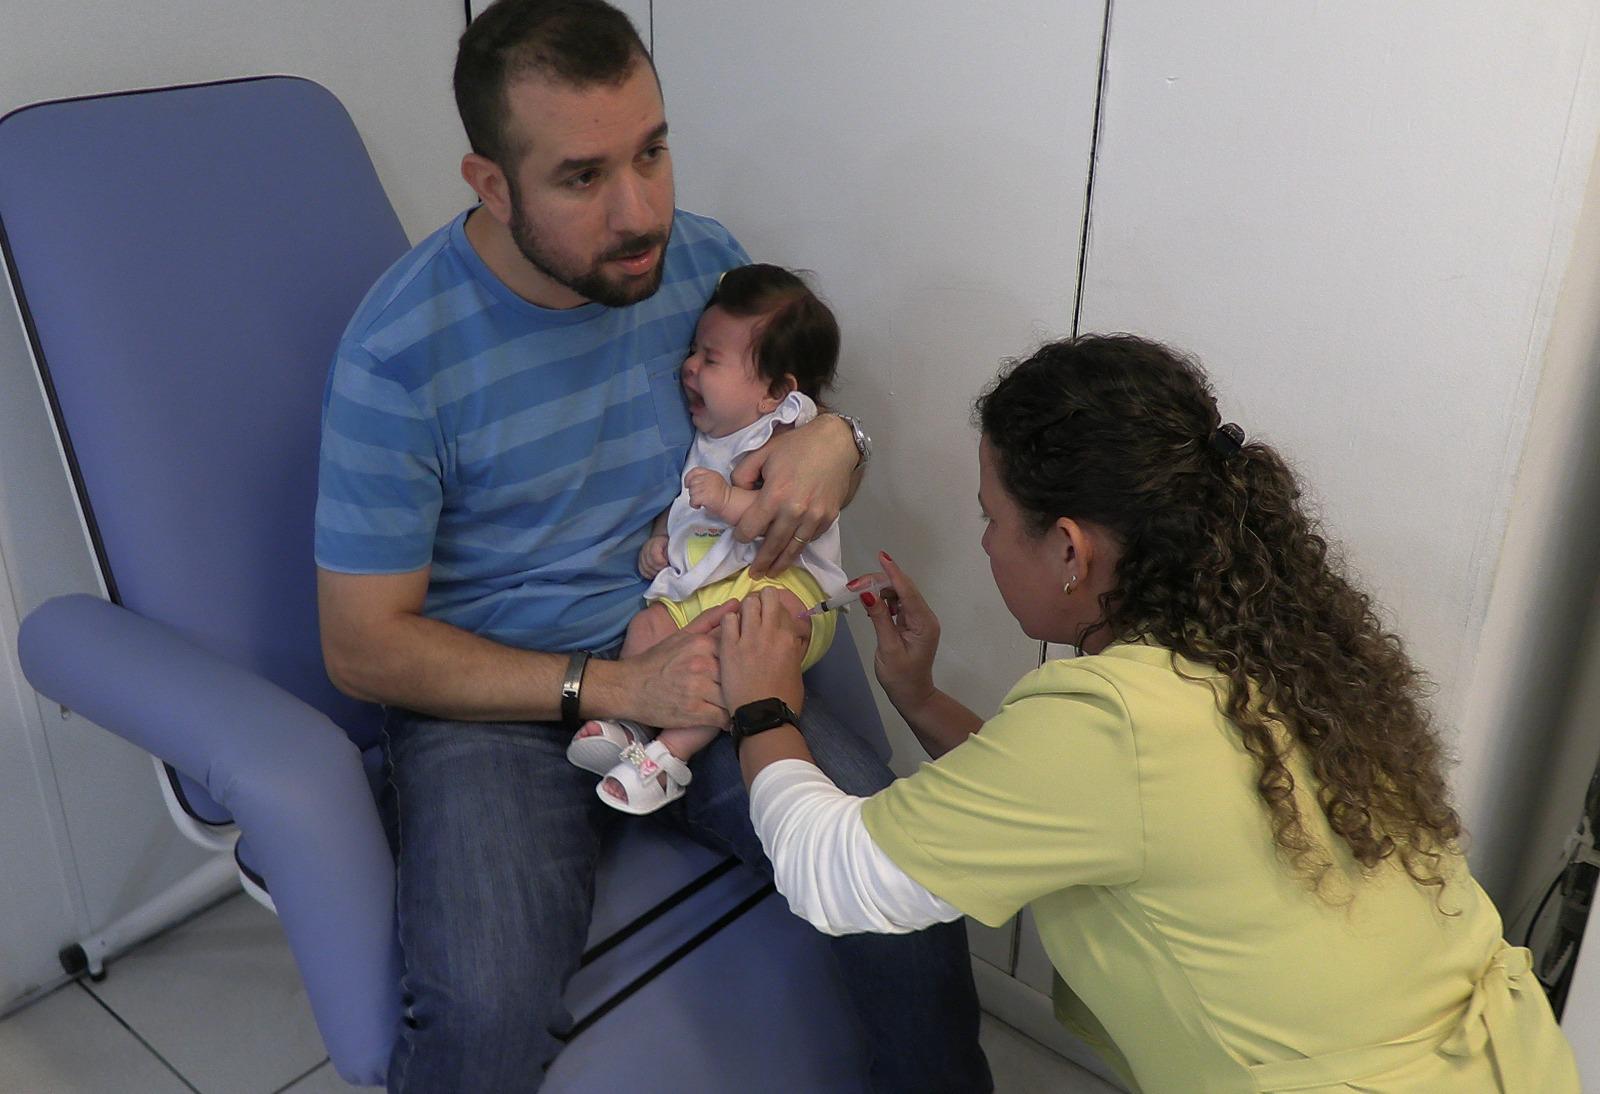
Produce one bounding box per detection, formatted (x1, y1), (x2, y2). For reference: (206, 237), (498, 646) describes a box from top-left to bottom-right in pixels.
(0, 77), (408, 820)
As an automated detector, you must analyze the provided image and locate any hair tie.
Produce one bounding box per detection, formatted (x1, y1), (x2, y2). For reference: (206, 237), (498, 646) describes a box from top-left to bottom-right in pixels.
(1208, 422), (1245, 458)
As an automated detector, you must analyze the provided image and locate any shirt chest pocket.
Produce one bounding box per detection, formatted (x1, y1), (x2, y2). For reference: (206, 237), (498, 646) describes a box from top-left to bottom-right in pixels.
(646, 352), (692, 450)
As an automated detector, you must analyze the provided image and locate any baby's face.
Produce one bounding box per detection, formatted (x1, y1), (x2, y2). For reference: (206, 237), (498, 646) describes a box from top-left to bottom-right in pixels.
(680, 305), (779, 438)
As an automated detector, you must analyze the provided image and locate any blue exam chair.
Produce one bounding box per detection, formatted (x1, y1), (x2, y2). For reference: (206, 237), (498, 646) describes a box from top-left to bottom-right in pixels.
(1, 77), (878, 1088)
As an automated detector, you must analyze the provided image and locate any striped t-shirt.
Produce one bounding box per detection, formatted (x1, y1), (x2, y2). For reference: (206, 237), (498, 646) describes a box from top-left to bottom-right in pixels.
(315, 207), (749, 652)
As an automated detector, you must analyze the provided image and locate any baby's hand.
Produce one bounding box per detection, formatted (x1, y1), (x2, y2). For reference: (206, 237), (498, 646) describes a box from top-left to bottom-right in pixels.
(685, 467), (731, 514)
(639, 535), (670, 579)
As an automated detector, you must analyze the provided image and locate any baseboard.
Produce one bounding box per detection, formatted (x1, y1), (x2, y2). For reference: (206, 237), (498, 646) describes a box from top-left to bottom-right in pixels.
(972, 957), (1128, 1091)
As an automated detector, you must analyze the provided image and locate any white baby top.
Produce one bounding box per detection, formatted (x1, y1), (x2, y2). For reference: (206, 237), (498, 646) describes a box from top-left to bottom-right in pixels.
(645, 391), (849, 605)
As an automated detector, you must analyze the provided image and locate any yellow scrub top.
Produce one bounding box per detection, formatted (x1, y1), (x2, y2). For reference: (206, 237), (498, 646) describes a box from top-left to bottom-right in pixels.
(861, 643), (1578, 1093)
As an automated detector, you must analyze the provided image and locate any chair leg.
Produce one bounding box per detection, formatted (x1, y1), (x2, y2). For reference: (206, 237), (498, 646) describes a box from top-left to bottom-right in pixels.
(58, 851), (240, 980)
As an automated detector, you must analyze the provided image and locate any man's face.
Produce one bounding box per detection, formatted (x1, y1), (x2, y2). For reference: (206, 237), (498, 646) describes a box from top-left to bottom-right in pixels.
(499, 62), (675, 308)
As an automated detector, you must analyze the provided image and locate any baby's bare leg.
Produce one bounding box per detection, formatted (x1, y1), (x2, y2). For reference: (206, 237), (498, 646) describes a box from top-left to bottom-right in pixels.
(617, 604), (721, 769)
(574, 604), (678, 746)
(620, 602), (679, 658)
(600, 590), (810, 803)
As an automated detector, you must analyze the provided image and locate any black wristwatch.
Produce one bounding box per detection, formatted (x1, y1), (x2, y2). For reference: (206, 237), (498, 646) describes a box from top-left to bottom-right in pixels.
(730, 697), (801, 752)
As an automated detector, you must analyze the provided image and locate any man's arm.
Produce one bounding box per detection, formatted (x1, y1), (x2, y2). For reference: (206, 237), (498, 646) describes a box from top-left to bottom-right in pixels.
(732, 414), (865, 577)
(317, 567), (733, 726)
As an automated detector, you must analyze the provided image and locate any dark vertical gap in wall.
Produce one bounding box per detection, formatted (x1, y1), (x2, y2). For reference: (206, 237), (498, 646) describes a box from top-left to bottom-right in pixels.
(1047, 0), (1114, 671)
(1071, 0), (1114, 340)
(648, 1), (654, 54)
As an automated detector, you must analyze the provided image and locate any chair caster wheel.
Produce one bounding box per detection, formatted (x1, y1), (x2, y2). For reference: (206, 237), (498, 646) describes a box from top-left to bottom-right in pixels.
(58, 944), (106, 981)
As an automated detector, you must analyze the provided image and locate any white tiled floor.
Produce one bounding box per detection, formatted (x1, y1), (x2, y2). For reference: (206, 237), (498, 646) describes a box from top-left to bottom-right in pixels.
(0, 894), (1117, 1093)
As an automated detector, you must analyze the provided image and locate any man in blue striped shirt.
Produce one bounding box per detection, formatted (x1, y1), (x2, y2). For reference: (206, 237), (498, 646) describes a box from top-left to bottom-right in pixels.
(315, 2), (989, 1090)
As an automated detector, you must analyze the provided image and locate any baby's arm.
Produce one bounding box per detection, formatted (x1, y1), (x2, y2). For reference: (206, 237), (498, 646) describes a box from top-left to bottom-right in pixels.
(685, 467), (759, 526)
(638, 509), (671, 579)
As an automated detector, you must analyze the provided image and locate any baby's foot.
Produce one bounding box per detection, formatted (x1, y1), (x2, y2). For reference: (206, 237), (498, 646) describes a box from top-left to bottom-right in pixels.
(566, 719), (651, 776)
(601, 737), (684, 802)
(595, 740), (693, 814)
(600, 771), (667, 804)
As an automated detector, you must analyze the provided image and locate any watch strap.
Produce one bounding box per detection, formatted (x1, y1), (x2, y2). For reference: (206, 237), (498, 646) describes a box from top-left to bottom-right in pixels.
(831, 412), (872, 469)
(731, 697), (801, 751)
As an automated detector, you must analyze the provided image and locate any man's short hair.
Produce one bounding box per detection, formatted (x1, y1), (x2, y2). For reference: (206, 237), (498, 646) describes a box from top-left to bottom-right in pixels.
(454, 0), (652, 166)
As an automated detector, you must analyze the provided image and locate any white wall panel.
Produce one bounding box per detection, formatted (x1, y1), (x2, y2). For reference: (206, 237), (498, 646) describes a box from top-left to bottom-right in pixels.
(1078, 0), (1600, 898)
(1491, 132), (1600, 933)
(654, 0), (1107, 768)
(0, 2), (471, 242)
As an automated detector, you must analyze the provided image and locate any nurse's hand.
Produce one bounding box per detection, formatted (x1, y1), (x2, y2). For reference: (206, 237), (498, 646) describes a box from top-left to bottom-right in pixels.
(861, 552), (941, 715)
(718, 590), (807, 716)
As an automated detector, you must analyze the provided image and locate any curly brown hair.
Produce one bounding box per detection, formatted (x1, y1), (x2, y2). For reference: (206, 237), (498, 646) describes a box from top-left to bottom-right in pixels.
(975, 334), (1463, 899)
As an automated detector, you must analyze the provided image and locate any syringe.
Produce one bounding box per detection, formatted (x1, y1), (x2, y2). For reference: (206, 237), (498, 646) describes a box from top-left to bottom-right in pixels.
(801, 574), (893, 618)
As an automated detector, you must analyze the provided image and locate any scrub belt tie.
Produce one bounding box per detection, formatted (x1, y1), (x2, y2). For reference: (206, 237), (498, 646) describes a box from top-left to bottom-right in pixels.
(1246, 943), (1537, 1093)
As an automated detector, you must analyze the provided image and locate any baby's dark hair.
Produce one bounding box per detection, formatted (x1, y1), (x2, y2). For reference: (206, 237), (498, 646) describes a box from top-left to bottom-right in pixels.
(707, 264), (839, 400)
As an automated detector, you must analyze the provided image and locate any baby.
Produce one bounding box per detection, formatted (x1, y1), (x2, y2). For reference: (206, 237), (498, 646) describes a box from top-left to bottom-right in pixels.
(567, 264), (848, 812)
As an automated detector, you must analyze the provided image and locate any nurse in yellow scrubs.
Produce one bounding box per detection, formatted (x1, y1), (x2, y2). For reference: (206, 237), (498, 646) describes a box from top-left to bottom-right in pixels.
(716, 334), (1580, 1093)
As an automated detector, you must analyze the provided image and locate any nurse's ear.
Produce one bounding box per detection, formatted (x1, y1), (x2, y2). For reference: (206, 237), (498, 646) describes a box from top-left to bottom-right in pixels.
(1053, 517), (1118, 595)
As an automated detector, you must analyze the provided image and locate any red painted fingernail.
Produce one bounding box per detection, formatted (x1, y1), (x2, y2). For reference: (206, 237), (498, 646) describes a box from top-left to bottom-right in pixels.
(860, 591), (877, 608)
(879, 551), (893, 562)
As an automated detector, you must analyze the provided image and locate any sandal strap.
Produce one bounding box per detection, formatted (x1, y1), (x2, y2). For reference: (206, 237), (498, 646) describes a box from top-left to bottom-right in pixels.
(619, 740), (692, 787)
(613, 719), (651, 747)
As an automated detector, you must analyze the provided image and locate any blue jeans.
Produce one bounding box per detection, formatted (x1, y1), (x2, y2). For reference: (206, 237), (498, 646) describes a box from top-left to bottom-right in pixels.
(380, 696), (992, 1093)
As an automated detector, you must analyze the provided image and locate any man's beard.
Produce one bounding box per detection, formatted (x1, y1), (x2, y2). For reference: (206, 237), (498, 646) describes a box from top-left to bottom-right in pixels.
(507, 188), (670, 308)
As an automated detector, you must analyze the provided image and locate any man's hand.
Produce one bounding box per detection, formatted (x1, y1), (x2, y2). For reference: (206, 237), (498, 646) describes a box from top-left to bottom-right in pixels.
(617, 599), (739, 728)
(732, 414), (857, 577)
(638, 534), (670, 579)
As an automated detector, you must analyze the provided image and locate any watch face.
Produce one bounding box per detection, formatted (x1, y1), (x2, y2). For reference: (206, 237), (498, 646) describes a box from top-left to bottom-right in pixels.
(735, 698), (794, 734)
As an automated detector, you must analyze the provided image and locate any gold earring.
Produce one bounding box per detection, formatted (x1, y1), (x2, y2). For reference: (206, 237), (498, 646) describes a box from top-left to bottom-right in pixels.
(1064, 574), (1078, 596)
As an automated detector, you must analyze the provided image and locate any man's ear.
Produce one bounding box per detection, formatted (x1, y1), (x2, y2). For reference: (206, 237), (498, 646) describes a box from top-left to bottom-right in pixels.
(461, 153), (513, 225)
(759, 373), (799, 413)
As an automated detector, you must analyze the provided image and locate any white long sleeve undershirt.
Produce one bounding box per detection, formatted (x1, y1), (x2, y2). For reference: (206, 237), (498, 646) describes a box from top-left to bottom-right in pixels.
(748, 758), (963, 936)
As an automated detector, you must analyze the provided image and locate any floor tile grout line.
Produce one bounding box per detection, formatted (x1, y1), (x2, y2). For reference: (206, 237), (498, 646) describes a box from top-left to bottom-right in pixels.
(72, 980), (204, 1094)
(269, 1055), (333, 1094)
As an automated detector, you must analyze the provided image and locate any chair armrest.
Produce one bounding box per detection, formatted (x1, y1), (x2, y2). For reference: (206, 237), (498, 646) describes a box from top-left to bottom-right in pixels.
(18, 593), (399, 1083)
